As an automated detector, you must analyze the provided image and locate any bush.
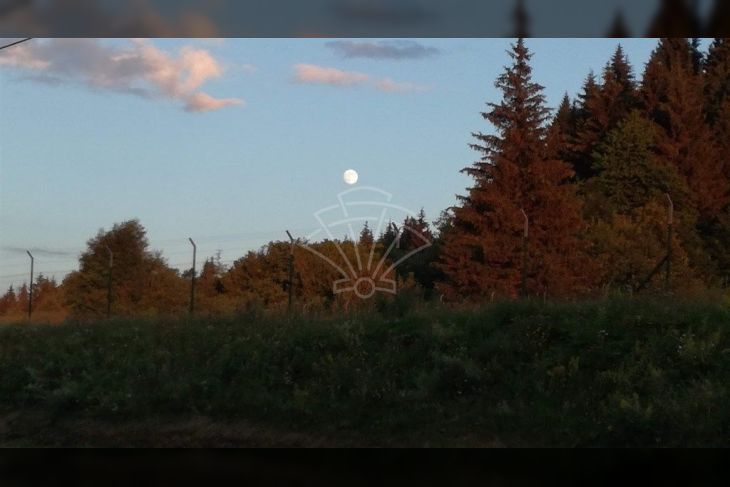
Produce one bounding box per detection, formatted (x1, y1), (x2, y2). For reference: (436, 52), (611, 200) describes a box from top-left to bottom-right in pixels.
(1, 294), (729, 446)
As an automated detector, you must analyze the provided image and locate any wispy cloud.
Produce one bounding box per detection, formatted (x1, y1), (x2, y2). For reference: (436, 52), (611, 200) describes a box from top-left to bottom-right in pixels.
(293, 63), (429, 93)
(374, 77), (429, 93)
(0, 39), (244, 113)
(326, 40), (440, 60)
(294, 63), (370, 87)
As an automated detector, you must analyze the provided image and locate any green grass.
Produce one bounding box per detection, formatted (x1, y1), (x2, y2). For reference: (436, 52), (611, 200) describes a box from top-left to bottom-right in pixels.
(1, 295), (730, 446)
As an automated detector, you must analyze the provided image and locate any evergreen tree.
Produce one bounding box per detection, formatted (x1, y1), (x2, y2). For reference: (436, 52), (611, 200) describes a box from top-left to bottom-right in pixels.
(584, 111), (683, 217)
(385, 210), (439, 296)
(601, 45), (639, 127)
(437, 39), (589, 299)
(570, 46), (639, 182)
(0, 286), (17, 316)
(570, 71), (605, 180)
(704, 38), (730, 126)
(16, 284), (29, 316)
(358, 221), (374, 247)
(701, 38), (730, 283)
(377, 220), (398, 250)
(641, 38), (727, 219)
(546, 93), (575, 163)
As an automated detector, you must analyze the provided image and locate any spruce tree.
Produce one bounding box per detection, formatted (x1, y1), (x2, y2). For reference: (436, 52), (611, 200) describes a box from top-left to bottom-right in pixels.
(0, 286), (17, 316)
(641, 38), (727, 219)
(570, 71), (605, 180)
(601, 45), (639, 127)
(546, 93), (575, 163)
(437, 39), (588, 299)
(701, 38), (730, 283)
(704, 38), (730, 127)
(584, 111), (683, 217)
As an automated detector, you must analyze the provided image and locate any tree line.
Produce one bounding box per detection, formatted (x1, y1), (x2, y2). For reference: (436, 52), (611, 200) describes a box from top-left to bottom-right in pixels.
(1, 38), (729, 321)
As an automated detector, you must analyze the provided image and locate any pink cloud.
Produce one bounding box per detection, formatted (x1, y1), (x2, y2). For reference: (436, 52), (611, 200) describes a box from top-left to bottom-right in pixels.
(375, 77), (430, 93)
(185, 92), (244, 112)
(292, 63), (429, 94)
(0, 39), (244, 113)
(293, 63), (369, 86)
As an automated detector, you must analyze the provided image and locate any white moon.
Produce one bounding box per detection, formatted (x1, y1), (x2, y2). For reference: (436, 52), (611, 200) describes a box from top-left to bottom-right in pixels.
(343, 169), (359, 185)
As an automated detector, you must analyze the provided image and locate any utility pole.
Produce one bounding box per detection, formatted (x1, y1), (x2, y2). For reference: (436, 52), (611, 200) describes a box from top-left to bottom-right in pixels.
(26, 251), (33, 320)
(188, 238), (197, 315)
(286, 230), (295, 313)
(520, 209), (529, 299)
(665, 193), (673, 292)
(104, 246), (113, 319)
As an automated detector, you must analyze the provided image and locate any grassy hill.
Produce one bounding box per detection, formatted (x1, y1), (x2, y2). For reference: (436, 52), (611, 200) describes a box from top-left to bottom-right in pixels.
(1, 294), (729, 447)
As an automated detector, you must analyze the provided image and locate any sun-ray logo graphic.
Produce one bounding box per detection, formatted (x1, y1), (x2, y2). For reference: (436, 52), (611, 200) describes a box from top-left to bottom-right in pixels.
(300, 187), (432, 299)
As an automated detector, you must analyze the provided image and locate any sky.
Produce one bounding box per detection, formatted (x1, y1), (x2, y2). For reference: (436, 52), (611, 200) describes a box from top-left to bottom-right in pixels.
(0, 38), (669, 290)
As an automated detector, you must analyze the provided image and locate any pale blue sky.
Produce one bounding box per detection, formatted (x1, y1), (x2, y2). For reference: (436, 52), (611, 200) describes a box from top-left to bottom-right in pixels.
(0, 38), (667, 290)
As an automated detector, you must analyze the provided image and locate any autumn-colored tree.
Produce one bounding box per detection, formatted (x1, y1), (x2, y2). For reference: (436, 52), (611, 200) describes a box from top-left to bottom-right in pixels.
(190, 254), (234, 315)
(570, 46), (639, 181)
(31, 274), (67, 321)
(583, 111), (688, 218)
(0, 286), (17, 316)
(581, 111), (699, 290)
(588, 198), (699, 292)
(641, 38), (727, 220)
(704, 38), (730, 137)
(570, 71), (605, 180)
(377, 209), (439, 297)
(16, 284), (29, 317)
(601, 45), (640, 128)
(546, 93), (575, 163)
(701, 38), (730, 282)
(63, 219), (186, 317)
(437, 39), (590, 300)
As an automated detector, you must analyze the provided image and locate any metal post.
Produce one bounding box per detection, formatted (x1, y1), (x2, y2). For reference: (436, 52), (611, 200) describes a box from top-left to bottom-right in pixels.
(665, 193), (673, 292)
(520, 209), (529, 299)
(104, 246), (113, 318)
(286, 230), (295, 312)
(26, 251), (33, 320)
(188, 238), (197, 315)
(391, 222), (401, 249)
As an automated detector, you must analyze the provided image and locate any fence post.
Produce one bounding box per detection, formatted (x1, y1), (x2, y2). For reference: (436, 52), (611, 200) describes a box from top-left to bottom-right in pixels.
(520, 209), (529, 299)
(188, 238), (197, 315)
(665, 193), (673, 292)
(104, 246), (113, 318)
(26, 251), (33, 320)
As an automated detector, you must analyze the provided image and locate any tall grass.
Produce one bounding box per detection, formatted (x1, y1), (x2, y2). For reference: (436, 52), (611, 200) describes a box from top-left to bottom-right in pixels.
(1, 294), (729, 446)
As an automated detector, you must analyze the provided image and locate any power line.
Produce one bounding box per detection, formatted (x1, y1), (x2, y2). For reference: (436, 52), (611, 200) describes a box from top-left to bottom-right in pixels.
(0, 38), (32, 51)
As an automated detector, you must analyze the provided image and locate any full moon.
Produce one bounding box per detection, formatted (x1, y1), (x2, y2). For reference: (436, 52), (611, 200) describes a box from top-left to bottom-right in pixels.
(343, 169), (359, 185)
